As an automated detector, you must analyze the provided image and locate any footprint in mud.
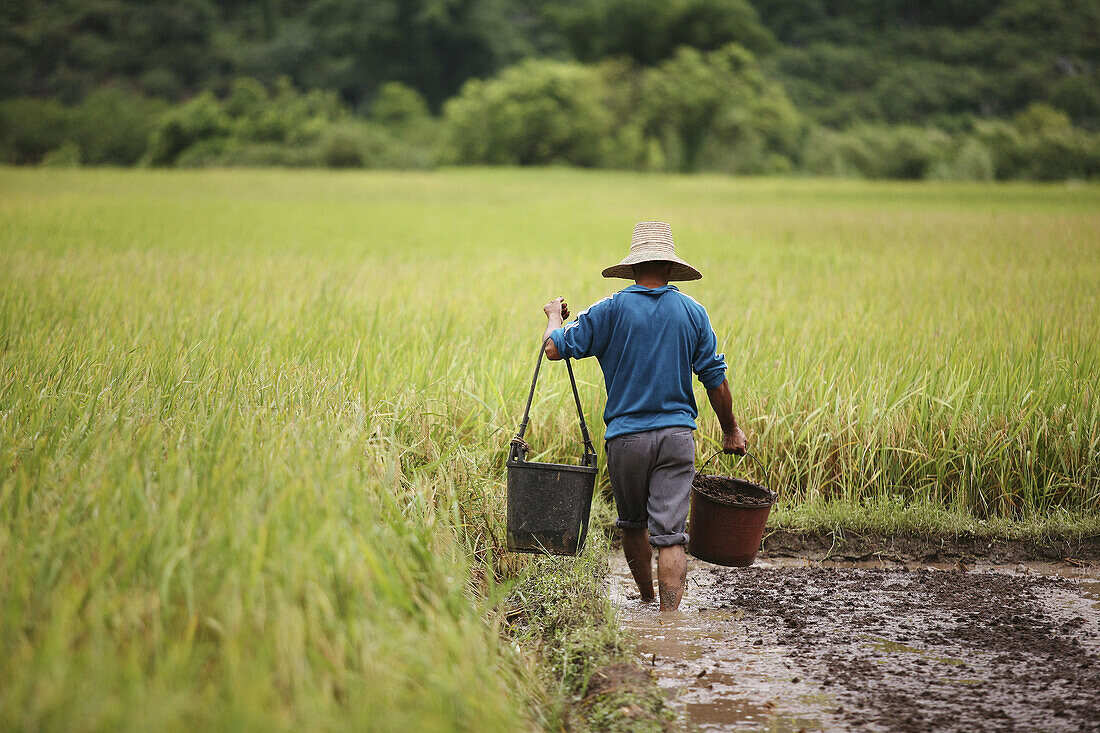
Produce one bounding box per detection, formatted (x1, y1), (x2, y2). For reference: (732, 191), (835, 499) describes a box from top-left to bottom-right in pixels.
(610, 556), (1100, 732)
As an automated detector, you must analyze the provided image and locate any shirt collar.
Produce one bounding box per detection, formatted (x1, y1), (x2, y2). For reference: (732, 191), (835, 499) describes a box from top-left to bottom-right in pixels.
(622, 283), (679, 294)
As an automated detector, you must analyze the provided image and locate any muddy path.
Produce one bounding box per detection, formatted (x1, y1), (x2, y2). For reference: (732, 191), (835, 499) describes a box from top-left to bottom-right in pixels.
(610, 557), (1100, 732)
(762, 529), (1100, 564)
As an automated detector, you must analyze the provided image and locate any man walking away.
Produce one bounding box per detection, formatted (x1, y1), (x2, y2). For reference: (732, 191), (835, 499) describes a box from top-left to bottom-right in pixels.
(541, 221), (747, 612)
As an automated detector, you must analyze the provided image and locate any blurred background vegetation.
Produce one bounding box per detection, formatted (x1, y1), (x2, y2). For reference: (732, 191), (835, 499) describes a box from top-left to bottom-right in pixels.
(1, 0), (1098, 179)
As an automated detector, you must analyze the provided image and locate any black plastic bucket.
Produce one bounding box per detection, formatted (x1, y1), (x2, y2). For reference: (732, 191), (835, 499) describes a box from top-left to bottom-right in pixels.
(506, 455), (596, 556)
(504, 344), (599, 557)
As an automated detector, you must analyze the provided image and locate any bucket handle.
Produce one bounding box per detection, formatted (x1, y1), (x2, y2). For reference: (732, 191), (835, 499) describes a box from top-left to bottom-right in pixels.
(510, 338), (597, 467)
(699, 450), (770, 491)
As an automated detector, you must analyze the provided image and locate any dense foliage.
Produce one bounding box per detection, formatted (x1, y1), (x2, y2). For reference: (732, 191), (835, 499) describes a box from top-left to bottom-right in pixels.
(754, 0), (1100, 128)
(1, 0), (1098, 178)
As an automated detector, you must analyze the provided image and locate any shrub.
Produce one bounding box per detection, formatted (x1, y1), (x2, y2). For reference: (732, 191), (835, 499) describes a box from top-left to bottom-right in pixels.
(68, 87), (168, 165)
(442, 59), (619, 167)
(926, 138), (996, 181)
(367, 82), (439, 161)
(893, 126), (953, 179)
(642, 44), (804, 172)
(316, 121), (434, 169)
(955, 138), (996, 181)
(143, 77), (356, 167)
(798, 124), (953, 179)
(1012, 103), (1100, 180)
(971, 119), (1028, 179)
(825, 124), (951, 179)
(0, 89), (166, 167)
(445, 60), (606, 166)
(1, 89), (168, 167)
(800, 126), (863, 177)
(317, 124), (366, 168)
(143, 91), (231, 166)
(591, 59), (666, 170)
(0, 98), (70, 164)
(246, 78), (348, 146)
(970, 104), (1100, 180)
(41, 141), (82, 167)
(371, 82), (431, 128)
(1018, 126), (1100, 180)
(171, 138), (231, 167)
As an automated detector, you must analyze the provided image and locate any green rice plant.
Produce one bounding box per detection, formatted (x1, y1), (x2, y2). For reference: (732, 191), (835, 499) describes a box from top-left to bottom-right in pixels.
(0, 168), (1098, 729)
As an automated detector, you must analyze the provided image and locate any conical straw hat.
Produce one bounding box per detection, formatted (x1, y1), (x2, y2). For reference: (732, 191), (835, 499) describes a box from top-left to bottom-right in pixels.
(601, 221), (702, 281)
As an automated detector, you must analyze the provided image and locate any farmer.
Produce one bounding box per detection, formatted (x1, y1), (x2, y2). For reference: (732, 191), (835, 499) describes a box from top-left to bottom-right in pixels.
(542, 221), (747, 612)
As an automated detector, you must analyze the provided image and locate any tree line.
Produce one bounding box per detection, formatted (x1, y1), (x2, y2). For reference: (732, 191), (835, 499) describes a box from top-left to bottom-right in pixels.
(1, 0), (1098, 178)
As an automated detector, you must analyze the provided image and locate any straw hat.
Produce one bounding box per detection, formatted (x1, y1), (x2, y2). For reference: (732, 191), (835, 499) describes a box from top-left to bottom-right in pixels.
(602, 221), (702, 281)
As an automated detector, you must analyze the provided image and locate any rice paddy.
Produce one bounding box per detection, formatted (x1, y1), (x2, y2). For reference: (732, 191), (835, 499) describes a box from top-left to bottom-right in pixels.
(1, 167), (1098, 729)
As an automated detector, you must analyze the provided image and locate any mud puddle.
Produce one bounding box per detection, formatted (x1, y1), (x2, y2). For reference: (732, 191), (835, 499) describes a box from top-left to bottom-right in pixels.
(609, 555), (1100, 732)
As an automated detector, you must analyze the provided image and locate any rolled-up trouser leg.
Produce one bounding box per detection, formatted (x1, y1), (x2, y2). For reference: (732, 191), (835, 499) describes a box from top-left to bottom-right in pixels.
(606, 427), (695, 547)
(646, 428), (695, 546)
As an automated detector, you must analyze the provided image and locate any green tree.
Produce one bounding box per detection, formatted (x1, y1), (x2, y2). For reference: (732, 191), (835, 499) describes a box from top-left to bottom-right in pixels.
(69, 87), (168, 165)
(0, 0), (221, 102)
(926, 137), (995, 181)
(143, 91), (231, 166)
(295, 0), (524, 108)
(641, 43), (801, 172)
(370, 82), (430, 128)
(0, 98), (70, 164)
(753, 0), (1100, 128)
(1012, 102), (1100, 180)
(553, 0), (775, 66)
(143, 76), (358, 167)
(442, 58), (616, 166)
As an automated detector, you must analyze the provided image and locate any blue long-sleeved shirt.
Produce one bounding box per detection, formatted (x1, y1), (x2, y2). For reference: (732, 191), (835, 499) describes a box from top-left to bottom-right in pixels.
(550, 284), (727, 439)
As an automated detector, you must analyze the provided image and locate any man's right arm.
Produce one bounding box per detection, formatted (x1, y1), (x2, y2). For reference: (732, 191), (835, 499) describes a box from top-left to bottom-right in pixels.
(542, 297), (569, 360)
(706, 379), (747, 455)
(542, 295), (609, 362)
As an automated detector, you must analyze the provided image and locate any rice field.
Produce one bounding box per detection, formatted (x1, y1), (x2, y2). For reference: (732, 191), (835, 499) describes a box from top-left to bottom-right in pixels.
(1, 167), (1098, 729)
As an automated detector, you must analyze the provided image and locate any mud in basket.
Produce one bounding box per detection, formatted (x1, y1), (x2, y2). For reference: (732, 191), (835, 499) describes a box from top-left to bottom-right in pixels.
(688, 451), (777, 567)
(505, 343), (597, 556)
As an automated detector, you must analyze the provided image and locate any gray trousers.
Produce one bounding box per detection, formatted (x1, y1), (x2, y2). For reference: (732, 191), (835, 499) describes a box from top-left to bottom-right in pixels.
(606, 426), (696, 547)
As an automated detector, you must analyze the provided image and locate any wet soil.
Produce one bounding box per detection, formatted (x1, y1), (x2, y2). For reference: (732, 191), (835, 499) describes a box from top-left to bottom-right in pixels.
(610, 556), (1100, 732)
(692, 475), (775, 506)
(762, 529), (1100, 564)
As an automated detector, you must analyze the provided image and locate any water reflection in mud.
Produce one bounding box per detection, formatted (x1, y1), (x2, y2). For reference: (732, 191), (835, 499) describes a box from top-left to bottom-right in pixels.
(609, 555), (1100, 732)
(609, 557), (842, 731)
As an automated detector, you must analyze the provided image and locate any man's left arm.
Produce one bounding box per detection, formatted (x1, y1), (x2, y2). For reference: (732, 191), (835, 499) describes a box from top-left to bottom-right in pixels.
(706, 379), (747, 455)
(694, 311), (747, 455)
